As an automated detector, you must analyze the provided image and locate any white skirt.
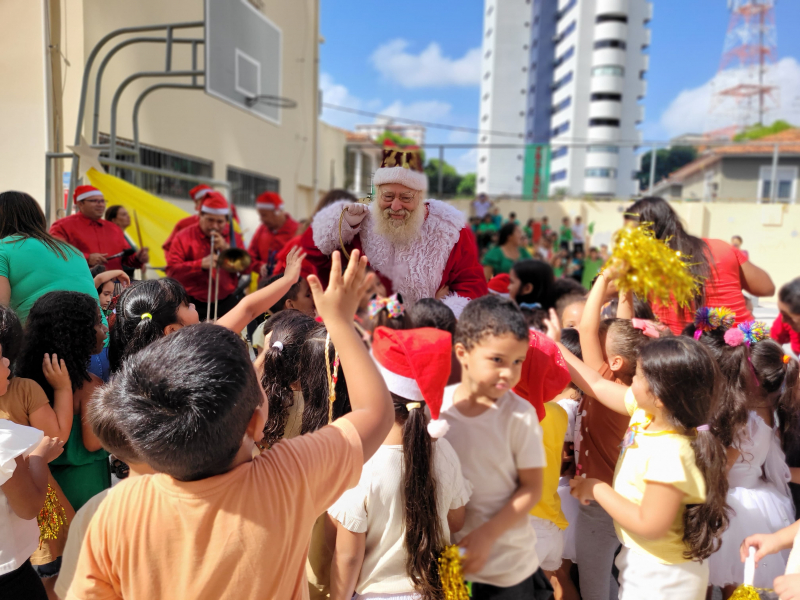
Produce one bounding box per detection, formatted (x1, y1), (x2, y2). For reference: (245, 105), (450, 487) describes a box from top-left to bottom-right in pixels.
(616, 547), (708, 600)
(558, 478), (580, 563)
(707, 483), (795, 588)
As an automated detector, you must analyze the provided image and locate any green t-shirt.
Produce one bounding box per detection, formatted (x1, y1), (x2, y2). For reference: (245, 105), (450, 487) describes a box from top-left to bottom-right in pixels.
(582, 258), (605, 289)
(481, 245), (533, 276)
(559, 225), (573, 243)
(477, 223), (498, 235)
(0, 235), (100, 324)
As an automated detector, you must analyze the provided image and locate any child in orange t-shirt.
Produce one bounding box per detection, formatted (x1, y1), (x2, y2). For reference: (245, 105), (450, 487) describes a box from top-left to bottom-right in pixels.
(65, 251), (395, 600)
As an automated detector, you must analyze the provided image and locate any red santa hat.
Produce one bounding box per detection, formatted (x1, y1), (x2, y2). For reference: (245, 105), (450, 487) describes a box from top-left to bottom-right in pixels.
(200, 192), (230, 216)
(487, 274), (511, 298)
(256, 191), (284, 211)
(190, 184), (213, 201)
(372, 326), (452, 438)
(73, 185), (103, 203)
(513, 330), (571, 422)
(372, 140), (428, 193)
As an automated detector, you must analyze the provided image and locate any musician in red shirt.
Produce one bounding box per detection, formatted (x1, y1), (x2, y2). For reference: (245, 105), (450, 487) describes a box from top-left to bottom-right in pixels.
(163, 184), (240, 252)
(50, 185), (148, 272)
(248, 191), (299, 279)
(166, 194), (248, 320)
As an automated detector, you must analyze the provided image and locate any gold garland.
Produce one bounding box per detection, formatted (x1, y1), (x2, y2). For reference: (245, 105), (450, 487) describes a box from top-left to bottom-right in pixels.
(730, 584), (770, 599)
(338, 207), (351, 261)
(37, 484), (68, 544)
(324, 333), (340, 424)
(607, 223), (701, 309)
(438, 545), (470, 600)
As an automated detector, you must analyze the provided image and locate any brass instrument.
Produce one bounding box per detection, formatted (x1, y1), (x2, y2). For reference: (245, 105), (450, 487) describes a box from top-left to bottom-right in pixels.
(206, 215), (252, 321)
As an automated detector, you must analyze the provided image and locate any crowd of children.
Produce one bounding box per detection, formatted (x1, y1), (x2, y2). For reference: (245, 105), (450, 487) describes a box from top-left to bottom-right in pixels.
(6, 191), (800, 600)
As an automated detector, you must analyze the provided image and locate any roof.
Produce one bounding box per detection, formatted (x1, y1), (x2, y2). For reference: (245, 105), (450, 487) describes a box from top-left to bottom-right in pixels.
(662, 128), (800, 184)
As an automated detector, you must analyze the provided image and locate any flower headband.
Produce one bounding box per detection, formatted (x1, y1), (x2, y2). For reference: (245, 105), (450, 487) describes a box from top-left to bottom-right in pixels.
(632, 318), (667, 339)
(368, 294), (404, 319)
(723, 321), (769, 347)
(693, 307), (735, 340)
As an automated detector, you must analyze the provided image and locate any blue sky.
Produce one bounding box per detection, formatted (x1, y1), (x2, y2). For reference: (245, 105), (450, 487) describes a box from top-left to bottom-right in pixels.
(319, 0), (800, 174)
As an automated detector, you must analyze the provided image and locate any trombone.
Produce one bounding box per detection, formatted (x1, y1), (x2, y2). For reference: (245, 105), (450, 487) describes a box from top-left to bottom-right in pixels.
(206, 215), (252, 321)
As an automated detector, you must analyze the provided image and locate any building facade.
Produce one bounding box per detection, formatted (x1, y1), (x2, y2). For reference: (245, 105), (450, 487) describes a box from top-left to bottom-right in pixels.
(477, 0), (652, 199)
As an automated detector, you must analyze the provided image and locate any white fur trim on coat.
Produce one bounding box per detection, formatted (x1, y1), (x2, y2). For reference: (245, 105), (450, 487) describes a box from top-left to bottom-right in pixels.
(441, 293), (471, 319)
(373, 166), (428, 192)
(311, 200), (359, 256)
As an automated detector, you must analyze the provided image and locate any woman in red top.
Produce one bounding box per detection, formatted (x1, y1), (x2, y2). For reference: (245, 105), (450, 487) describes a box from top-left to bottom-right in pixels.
(625, 197), (775, 334)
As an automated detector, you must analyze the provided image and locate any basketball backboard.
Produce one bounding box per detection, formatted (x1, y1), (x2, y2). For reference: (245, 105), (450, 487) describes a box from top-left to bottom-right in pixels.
(205, 0), (283, 124)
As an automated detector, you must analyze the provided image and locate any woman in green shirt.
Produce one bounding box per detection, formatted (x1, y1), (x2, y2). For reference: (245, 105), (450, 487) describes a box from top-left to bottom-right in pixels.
(482, 222), (532, 279)
(0, 191), (99, 324)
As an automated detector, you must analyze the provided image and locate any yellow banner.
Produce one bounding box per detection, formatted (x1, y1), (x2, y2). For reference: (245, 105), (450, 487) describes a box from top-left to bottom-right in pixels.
(86, 168), (189, 269)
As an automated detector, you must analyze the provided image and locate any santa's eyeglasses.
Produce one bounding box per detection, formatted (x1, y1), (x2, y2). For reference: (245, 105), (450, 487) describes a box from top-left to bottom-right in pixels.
(379, 191), (417, 203)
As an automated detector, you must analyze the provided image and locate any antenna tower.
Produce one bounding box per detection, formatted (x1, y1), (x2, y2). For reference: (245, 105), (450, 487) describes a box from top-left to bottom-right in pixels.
(708, 0), (779, 136)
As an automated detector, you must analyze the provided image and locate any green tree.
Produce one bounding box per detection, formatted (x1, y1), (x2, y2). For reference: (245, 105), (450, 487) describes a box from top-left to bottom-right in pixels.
(425, 158), (462, 196)
(733, 120), (795, 141)
(637, 146), (697, 191)
(456, 173), (476, 197)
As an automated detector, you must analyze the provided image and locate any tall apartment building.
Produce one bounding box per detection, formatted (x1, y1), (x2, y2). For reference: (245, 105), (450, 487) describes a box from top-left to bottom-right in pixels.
(477, 0), (652, 199)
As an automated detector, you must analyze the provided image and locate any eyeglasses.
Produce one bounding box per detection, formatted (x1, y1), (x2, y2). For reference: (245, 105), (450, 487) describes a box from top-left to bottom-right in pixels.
(380, 191), (417, 203)
(80, 198), (106, 204)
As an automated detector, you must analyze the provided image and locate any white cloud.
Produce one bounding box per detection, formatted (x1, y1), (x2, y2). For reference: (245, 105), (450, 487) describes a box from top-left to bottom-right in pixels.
(452, 148), (479, 175)
(659, 57), (800, 139)
(381, 99), (453, 122)
(319, 73), (368, 130)
(371, 39), (481, 88)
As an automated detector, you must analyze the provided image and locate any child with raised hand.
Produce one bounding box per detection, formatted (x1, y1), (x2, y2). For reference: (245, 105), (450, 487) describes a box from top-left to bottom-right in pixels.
(573, 264), (656, 600)
(440, 295), (548, 598)
(328, 327), (471, 600)
(65, 250), (395, 600)
(0, 421), (65, 600)
(562, 335), (729, 600)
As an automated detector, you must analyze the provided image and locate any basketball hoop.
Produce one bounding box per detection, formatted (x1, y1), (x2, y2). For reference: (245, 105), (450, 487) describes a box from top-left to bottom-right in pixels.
(244, 95), (297, 109)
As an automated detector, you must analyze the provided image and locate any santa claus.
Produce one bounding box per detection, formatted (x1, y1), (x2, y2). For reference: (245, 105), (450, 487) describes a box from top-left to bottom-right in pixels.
(305, 142), (487, 315)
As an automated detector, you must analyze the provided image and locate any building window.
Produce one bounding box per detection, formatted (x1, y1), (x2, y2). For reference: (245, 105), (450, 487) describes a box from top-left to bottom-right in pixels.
(555, 21), (576, 45)
(587, 145), (619, 153)
(596, 14), (628, 24)
(585, 167), (618, 178)
(552, 147), (569, 159)
(484, 71), (491, 80)
(552, 121), (570, 137)
(552, 96), (572, 115)
(551, 169), (567, 182)
(531, 62), (537, 71)
(592, 65), (625, 77)
(557, 0), (577, 21)
(591, 92), (622, 102)
(481, 115), (489, 122)
(484, 49), (492, 59)
(485, 28), (493, 38)
(486, 5), (493, 15)
(552, 71), (573, 91)
(483, 92), (490, 101)
(589, 118), (621, 127)
(98, 133), (213, 199)
(759, 166), (798, 202)
(227, 166), (279, 207)
(594, 39), (627, 50)
(554, 46), (575, 68)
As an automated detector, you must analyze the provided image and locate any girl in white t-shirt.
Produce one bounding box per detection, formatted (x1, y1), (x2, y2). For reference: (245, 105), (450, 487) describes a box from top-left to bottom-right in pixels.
(329, 327), (471, 600)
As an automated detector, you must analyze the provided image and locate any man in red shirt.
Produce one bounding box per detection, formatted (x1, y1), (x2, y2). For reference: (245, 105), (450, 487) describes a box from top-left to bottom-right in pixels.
(50, 185), (148, 272)
(771, 277), (800, 356)
(166, 194), (248, 320)
(163, 185), (241, 252)
(248, 191), (299, 279)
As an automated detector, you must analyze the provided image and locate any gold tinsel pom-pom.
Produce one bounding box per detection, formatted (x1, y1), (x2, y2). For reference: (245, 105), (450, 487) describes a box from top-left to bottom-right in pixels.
(37, 484), (68, 544)
(730, 584), (770, 599)
(438, 545), (470, 600)
(608, 223), (701, 309)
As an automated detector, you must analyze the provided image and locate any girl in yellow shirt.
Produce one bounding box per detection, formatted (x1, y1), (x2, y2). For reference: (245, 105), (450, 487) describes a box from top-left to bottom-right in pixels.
(558, 335), (729, 600)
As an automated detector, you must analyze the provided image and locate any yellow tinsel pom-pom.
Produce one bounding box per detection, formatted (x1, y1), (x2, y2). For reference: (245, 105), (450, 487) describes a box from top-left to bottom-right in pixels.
(607, 223), (701, 308)
(730, 584), (770, 599)
(37, 484), (68, 544)
(438, 545), (470, 600)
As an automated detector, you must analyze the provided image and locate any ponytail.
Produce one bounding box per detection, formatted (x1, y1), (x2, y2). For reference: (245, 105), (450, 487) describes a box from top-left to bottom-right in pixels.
(394, 394), (444, 599)
(683, 430), (729, 560)
(300, 325), (352, 434)
(750, 340), (800, 445)
(259, 311), (316, 447)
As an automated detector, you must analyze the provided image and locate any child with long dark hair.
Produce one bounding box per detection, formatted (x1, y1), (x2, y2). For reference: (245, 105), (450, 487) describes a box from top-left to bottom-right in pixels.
(562, 335), (728, 599)
(508, 259), (557, 310)
(329, 327), (471, 600)
(16, 291), (110, 513)
(688, 314), (797, 593)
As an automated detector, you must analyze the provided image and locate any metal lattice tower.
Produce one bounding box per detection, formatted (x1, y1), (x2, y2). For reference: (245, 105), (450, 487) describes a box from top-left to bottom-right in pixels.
(709, 0), (779, 135)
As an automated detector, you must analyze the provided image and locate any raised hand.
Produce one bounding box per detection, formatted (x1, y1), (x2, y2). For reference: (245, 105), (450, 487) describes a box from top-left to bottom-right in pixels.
(283, 246), (307, 285)
(343, 203), (369, 228)
(307, 250), (372, 324)
(42, 353), (71, 391)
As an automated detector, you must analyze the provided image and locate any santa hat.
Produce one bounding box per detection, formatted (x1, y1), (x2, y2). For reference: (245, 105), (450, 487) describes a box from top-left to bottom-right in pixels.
(373, 140), (428, 193)
(256, 191), (284, 211)
(200, 192), (230, 216)
(190, 184), (213, 201)
(488, 274), (511, 298)
(372, 326), (452, 438)
(513, 330), (571, 422)
(74, 185), (103, 203)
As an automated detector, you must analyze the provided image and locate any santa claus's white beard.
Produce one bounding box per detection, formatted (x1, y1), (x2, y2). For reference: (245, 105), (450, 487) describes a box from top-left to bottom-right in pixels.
(370, 200), (426, 247)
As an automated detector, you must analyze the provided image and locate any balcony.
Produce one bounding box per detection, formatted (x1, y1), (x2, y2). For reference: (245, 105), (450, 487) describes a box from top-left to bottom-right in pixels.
(586, 125), (621, 142)
(596, 0), (629, 16)
(585, 149), (620, 169)
(594, 21), (628, 43)
(589, 100), (622, 120)
(584, 174), (618, 196)
(592, 48), (627, 68)
(591, 74), (625, 95)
